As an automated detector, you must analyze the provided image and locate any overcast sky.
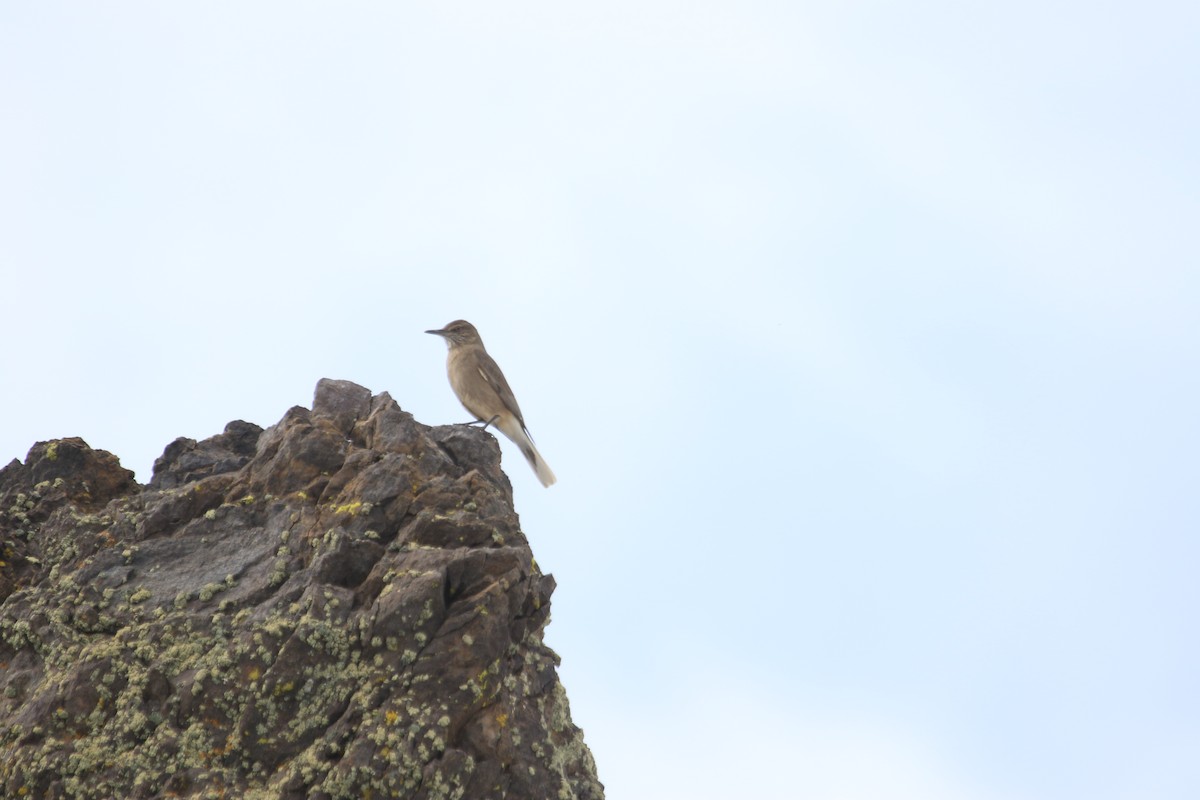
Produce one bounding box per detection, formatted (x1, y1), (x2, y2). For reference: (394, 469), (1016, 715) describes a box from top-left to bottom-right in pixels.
(3, 3), (1199, 798)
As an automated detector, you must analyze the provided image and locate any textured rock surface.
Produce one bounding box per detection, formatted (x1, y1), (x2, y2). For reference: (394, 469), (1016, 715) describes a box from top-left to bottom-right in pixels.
(0, 379), (602, 799)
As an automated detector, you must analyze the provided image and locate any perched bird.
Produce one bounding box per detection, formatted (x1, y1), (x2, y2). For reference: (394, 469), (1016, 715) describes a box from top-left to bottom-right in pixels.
(426, 320), (557, 487)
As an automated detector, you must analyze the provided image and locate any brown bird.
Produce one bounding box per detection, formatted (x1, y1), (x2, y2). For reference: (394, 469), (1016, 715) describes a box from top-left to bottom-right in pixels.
(426, 320), (557, 487)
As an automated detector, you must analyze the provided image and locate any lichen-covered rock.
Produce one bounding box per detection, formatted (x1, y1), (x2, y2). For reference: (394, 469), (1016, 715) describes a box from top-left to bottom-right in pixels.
(0, 379), (603, 800)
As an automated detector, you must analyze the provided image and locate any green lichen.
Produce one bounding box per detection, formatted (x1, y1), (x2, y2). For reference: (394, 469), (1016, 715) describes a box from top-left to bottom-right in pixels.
(267, 559), (288, 587)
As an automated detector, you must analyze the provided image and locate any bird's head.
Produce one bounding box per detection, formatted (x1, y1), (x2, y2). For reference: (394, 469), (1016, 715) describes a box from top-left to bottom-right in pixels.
(425, 319), (483, 348)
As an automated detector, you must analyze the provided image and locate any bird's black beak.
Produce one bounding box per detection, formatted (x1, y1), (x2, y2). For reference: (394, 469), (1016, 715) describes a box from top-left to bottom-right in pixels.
(425, 329), (445, 336)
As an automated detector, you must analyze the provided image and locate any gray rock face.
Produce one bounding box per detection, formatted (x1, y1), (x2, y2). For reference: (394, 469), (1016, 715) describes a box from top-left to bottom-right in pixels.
(0, 380), (602, 800)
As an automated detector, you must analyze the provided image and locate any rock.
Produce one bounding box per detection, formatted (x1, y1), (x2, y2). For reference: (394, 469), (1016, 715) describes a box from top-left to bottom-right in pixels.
(0, 380), (602, 800)
(312, 378), (373, 435)
(149, 420), (264, 490)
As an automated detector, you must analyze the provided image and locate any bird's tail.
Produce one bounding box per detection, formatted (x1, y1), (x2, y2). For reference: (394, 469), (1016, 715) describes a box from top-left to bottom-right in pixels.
(500, 418), (556, 487)
(523, 439), (557, 487)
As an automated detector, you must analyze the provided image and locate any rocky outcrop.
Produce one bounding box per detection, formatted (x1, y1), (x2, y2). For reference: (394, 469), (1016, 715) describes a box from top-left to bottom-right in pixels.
(0, 380), (602, 800)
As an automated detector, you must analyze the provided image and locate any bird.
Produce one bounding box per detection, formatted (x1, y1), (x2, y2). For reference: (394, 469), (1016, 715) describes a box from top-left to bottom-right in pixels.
(426, 320), (557, 487)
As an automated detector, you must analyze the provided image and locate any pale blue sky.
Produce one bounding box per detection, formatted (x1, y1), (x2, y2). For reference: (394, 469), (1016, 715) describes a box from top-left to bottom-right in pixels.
(3, 3), (1198, 798)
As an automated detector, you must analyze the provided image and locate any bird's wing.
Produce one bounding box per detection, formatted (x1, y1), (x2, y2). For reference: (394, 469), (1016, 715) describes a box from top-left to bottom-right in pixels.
(476, 352), (527, 427)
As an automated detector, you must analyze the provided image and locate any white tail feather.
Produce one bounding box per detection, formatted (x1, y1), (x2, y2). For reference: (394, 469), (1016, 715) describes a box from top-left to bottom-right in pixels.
(526, 441), (557, 487)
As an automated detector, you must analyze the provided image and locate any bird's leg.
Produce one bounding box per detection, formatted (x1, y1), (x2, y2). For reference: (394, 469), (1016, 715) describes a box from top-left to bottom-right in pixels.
(460, 415), (500, 431)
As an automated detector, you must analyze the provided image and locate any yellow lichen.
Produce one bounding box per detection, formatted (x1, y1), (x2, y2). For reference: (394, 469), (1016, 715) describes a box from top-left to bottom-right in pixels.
(332, 500), (364, 516)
